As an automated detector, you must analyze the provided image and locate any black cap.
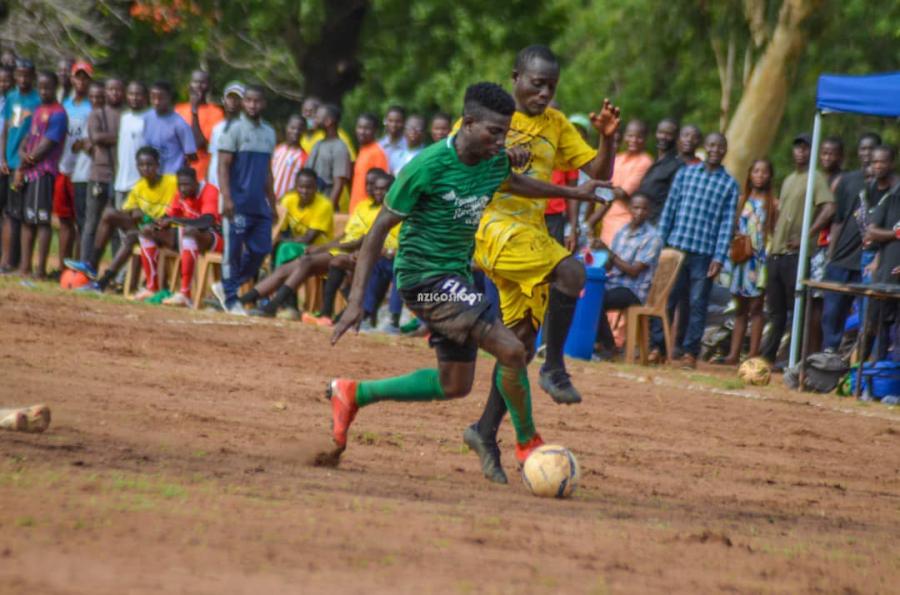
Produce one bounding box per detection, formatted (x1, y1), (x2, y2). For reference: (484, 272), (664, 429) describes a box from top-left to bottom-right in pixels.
(793, 133), (812, 146)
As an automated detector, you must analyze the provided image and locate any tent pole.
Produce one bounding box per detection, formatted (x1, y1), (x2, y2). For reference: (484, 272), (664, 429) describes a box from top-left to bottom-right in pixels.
(788, 111), (823, 368)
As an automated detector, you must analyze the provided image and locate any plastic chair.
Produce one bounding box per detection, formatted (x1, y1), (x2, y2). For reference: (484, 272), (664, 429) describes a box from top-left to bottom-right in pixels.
(299, 213), (349, 313)
(624, 248), (685, 365)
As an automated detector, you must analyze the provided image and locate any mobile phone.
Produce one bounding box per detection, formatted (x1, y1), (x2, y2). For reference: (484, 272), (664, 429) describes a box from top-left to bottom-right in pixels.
(594, 186), (615, 202)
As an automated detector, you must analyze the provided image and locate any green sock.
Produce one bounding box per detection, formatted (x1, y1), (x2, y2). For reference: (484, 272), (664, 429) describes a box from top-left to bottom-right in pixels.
(356, 368), (445, 407)
(495, 365), (536, 444)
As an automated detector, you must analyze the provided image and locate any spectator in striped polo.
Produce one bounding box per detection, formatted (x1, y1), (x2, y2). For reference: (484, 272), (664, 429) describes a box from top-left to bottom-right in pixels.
(650, 132), (739, 368)
(271, 114), (306, 200)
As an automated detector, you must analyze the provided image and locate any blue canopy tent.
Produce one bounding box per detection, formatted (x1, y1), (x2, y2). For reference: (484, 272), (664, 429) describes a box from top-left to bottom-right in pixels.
(789, 72), (900, 367)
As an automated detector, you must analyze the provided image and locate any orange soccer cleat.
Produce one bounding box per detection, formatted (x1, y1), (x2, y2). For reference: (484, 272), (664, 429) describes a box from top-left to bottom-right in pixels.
(515, 433), (545, 464)
(327, 378), (359, 450)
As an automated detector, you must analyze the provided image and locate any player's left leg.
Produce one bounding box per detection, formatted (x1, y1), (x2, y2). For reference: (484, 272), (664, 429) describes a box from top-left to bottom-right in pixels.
(539, 254), (586, 402)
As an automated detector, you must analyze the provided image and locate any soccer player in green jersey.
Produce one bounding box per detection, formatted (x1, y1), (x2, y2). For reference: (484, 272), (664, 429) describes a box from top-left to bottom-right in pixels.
(319, 82), (611, 469)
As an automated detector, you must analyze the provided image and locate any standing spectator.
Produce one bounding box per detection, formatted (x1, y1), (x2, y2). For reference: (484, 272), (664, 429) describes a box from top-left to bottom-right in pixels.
(306, 103), (351, 212)
(722, 159), (776, 364)
(429, 112), (451, 143)
(0, 48), (16, 69)
(83, 79), (122, 266)
(820, 134), (883, 352)
(175, 70), (224, 181)
(636, 118), (682, 221)
(595, 119), (653, 245)
(592, 193), (663, 359)
(349, 112), (388, 214)
(379, 105), (407, 170)
(820, 136), (845, 188)
(112, 81), (149, 256)
(59, 61), (94, 246)
(298, 95), (357, 160)
(0, 58), (39, 272)
(390, 114), (425, 174)
(860, 145), (900, 359)
(650, 132), (740, 368)
(760, 134), (835, 365)
(207, 81), (244, 189)
(143, 80), (197, 175)
(678, 124), (703, 164)
(213, 85), (277, 315)
(271, 114), (307, 200)
(807, 135), (846, 352)
(0, 65), (12, 264)
(55, 58), (73, 103)
(16, 71), (67, 278)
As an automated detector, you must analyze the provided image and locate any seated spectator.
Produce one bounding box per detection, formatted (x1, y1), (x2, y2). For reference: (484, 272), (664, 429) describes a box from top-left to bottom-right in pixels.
(66, 146), (177, 293)
(721, 159), (776, 365)
(240, 169), (393, 319)
(359, 173), (404, 332)
(429, 112), (451, 143)
(590, 193), (662, 359)
(315, 169), (397, 327)
(273, 167), (334, 269)
(16, 71), (66, 279)
(157, 166), (221, 307)
(271, 114), (306, 200)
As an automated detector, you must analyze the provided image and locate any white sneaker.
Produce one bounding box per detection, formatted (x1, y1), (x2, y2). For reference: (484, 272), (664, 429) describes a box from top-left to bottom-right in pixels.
(211, 281), (227, 311)
(131, 287), (156, 301)
(162, 292), (192, 307)
(226, 302), (248, 316)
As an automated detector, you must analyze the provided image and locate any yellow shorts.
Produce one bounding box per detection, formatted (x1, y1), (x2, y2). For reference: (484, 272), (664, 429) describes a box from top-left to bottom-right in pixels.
(474, 219), (570, 328)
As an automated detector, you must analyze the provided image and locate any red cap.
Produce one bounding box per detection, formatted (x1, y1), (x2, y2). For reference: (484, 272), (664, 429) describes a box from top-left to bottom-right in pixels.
(71, 60), (93, 77)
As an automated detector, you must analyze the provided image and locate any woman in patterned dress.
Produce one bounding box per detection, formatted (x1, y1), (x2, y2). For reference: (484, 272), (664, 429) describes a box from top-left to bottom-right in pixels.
(723, 159), (777, 364)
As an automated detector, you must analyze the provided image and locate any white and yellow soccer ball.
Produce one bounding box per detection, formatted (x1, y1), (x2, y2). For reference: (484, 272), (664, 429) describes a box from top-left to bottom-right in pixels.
(738, 357), (771, 386)
(522, 445), (580, 499)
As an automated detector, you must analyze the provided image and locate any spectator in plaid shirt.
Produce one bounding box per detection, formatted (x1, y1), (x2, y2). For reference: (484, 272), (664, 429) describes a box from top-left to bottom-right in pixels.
(651, 132), (739, 368)
(592, 192), (662, 358)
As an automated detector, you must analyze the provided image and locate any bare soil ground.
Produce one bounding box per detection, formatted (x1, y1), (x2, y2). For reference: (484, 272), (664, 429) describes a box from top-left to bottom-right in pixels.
(1, 278), (898, 594)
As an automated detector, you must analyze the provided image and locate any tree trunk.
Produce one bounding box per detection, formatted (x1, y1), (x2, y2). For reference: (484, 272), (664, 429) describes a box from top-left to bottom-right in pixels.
(294, 0), (368, 105)
(723, 0), (821, 180)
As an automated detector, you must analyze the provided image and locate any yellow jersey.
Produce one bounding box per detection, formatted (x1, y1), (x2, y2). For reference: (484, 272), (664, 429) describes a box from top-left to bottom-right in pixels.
(330, 197), (401, 254)
(482, 107), (595, 228)
(122, 175), (177, 219)
(279, 191), (334, 246)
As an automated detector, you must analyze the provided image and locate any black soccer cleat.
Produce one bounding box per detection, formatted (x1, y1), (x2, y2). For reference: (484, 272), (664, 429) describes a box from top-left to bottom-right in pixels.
(463, 424), (508, 484)
(538, 366), (583, 405)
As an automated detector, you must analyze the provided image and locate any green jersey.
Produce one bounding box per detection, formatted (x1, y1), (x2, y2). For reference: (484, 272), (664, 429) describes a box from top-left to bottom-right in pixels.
(385, 135), (511, 289)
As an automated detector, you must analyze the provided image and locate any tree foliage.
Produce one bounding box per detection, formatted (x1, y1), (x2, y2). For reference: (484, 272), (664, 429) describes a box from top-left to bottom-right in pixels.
(2, 0), (898, 181)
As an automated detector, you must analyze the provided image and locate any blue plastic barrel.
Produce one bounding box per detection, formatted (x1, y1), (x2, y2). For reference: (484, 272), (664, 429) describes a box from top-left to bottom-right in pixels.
(849, 360), (900, 397)
(562, 264), (607, 360)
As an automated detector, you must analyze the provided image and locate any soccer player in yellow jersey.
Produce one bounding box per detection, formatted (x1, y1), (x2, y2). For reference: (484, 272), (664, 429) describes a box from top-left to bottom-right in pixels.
(465, 45), (621, 484)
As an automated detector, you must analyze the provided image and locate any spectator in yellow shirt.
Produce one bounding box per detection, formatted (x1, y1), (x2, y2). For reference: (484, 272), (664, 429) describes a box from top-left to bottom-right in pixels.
(274, 167), (335, 267)
(66, 145), (177, 293)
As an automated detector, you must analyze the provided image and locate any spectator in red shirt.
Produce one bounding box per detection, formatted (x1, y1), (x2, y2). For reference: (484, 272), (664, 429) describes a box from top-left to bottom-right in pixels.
(157, 165), (222, 307)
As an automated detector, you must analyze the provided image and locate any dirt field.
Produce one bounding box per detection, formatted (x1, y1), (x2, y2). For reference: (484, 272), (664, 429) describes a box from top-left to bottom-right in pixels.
(1, 278), (898, 594)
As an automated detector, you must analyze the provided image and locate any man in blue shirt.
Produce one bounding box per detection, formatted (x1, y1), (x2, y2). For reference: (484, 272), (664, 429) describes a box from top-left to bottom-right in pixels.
(592, 192), (663, 358)
(142, 80), (197, 175)
(213, 84), (277, 314)
(651, 132), (739, 368)
(0, 58), (39, 272)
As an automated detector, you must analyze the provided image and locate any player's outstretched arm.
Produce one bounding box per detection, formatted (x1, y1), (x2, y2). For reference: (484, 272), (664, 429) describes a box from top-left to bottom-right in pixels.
(331, 208), (403, 345)
(504, 173), (612, 204)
